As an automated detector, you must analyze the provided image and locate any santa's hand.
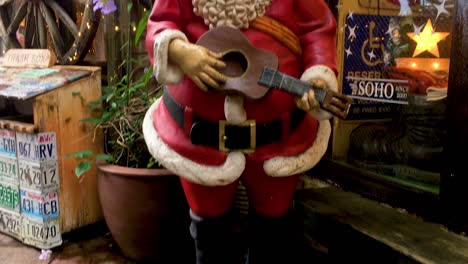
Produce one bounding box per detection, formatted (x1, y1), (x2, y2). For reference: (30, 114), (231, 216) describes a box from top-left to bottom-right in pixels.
(168, 39), (227, 91)
(295, 79), (326, 112)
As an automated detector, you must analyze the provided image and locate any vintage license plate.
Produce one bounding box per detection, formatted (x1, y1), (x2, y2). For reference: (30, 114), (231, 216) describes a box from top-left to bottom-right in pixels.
(0, 181), (20, 212)
(21, 216), (62, 249)
(0, 129), (16, 158)
(0, 157), (18, 184)
(0, 208), (21, 240)
(20, 188), (59, 220)
(18, 160), (59, 191)
(16, 132), (57, 161)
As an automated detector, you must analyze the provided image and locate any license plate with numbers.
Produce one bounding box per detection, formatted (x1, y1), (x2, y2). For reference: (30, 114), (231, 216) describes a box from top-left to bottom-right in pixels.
(0, 208), (21, 240)
(20, 188), (59, 220)
(21, 216), (62, 249)
(0, 181), (20, 212)
(0, 129), (16, 158)
(0, 157), (18, 184)
(18, 160), (59, 191)
(16, 132), (57, 161)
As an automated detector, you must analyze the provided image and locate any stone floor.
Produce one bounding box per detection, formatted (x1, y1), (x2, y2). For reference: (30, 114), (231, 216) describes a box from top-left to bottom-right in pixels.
(0, 222), (135, 264)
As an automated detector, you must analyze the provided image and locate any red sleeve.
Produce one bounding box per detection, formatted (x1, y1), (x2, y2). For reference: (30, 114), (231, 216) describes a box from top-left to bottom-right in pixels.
(295, 0), (338, 74)
(145, 0), (184, 65)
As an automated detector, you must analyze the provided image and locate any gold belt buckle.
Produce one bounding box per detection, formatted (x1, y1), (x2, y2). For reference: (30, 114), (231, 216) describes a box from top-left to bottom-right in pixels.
(219, 120), (256, 153)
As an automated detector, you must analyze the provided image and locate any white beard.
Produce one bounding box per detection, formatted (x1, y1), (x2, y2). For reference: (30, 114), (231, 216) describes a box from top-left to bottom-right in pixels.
(192, 0), (272, 29)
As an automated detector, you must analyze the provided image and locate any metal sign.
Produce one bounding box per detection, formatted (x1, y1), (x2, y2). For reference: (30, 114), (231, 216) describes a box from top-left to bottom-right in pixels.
(0, 181), (20, 212)
(18, 160), (59, 191)
(0, 157), (18, 184)
(21, 216), (62, 249)
(0, 208), (21, 240)
(0, 129), (16, 158)
(16, 132), (57, 162)
(20, 188), (60, 220)
(341, 14), (412, 119)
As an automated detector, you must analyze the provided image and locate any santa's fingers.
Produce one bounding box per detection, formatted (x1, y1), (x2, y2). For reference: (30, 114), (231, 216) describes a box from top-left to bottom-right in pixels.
(206, 55), (226, 69)
(304, 90), (320, 111)
(203, 65), (227, 83)
(192, 76), (209, 92)
(199, 72), (220, 89)
(207, 50), (225, 60)
(310, 79), (327, 89)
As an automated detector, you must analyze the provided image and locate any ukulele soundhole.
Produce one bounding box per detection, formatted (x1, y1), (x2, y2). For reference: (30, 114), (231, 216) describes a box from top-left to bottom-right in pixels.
(221, 51), (249, 77)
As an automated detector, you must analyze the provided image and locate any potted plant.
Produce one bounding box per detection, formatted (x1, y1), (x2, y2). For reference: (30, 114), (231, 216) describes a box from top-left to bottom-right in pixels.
(66, 1), (193, 262)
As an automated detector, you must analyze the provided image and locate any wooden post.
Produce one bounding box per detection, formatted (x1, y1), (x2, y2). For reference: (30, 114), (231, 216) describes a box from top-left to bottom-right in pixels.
(440, 0), (468, 233)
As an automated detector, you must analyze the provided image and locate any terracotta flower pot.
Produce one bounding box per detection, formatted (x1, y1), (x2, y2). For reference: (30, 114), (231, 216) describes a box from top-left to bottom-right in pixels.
(97, 161), (194, 263)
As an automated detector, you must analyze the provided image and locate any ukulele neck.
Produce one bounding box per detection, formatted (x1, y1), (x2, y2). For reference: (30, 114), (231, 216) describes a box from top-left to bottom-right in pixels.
(258, 67), (327, 104)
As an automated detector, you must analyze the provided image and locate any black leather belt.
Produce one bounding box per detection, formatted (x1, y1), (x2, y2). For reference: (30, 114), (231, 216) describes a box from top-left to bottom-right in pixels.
(163, 88), (306, 152)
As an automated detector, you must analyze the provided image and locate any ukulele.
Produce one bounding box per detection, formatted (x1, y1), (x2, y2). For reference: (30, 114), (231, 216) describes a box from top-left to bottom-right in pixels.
(196, 26), (353, 119)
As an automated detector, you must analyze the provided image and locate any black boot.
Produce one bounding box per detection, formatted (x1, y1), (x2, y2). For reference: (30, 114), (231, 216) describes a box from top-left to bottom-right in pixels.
(189, 210), (244, 264)
(247, 212), (302, 264)
(348, 94), (447, 184)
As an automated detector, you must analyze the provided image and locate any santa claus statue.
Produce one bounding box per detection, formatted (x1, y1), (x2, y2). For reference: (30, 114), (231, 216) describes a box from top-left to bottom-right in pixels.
(143, 0), (338, 263)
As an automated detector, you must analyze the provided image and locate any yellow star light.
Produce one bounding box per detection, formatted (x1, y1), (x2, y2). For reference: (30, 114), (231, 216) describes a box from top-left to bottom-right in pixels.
(407, 19), (449, 58)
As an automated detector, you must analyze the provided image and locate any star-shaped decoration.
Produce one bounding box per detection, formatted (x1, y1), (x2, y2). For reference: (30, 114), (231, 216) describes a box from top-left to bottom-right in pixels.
(412, 23), (425, 36)
(345, 47), (353, 58)
(434, 0), (450, 21)
(407, 19), (450, 57)
(385, 24), (398, 36)
(367, 49), (376, 61)
(348, 25), (357, 40)
(347, 11), (354, 20)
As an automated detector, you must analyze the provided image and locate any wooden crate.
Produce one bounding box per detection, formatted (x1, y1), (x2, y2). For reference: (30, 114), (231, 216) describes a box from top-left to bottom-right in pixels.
(0, 65), (103, 234)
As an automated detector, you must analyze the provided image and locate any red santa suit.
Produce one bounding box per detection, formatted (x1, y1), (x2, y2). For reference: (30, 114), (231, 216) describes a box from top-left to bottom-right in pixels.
(143, 0), (338, 218)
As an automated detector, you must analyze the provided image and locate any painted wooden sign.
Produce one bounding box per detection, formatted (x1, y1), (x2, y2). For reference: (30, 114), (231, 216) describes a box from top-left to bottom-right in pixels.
(0, 67), (90, 100)
(2, 49), (56, 68)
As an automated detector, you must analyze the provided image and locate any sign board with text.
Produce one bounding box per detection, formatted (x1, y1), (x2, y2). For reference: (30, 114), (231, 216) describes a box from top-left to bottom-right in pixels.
(0, 208), (22, 240)
(21, 216), (62, 249)
(341, 13), (413, 119)
(16, 132), (57, 162)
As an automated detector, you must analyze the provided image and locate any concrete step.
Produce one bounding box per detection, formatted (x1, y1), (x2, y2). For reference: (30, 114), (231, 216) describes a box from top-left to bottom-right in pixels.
(294, 179), (468, 264)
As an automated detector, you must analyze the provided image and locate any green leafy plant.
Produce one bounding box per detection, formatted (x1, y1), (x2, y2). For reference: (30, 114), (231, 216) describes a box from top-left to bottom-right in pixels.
(66, 1), (162, 178)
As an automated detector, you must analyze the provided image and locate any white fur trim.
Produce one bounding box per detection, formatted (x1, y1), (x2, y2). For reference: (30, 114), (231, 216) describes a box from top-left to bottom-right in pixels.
(153, 29), (188, 84)
(224, 95), (246, 124)
(300, 65), (339, 120)
(143, 99), (245, 186)
(263, 119), (331, 177)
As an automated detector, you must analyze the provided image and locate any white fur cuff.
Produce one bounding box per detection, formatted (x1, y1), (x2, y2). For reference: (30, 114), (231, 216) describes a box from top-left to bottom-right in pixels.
(263, 120), (331, 177)
(301, 65), (339, 120)
(153, 29), (188, 84)
(142, 99), (246, 186)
